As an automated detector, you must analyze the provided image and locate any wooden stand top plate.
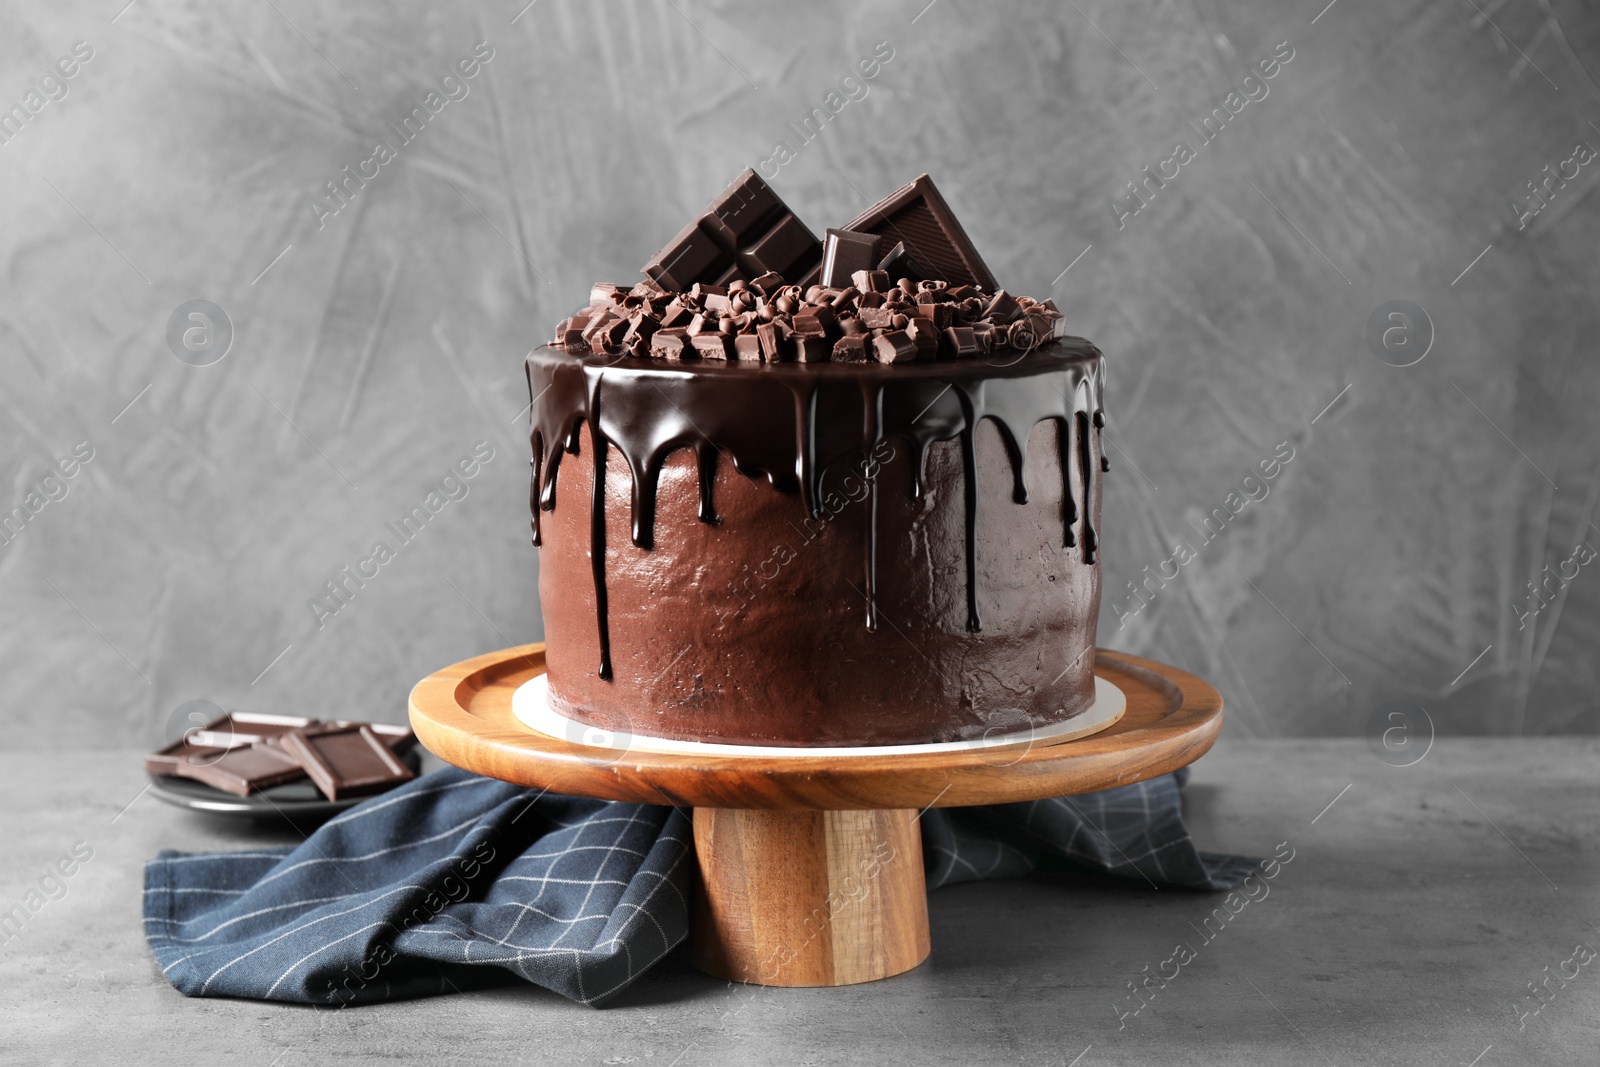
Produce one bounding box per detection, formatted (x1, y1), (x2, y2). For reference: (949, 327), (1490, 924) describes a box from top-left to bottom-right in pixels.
(408, 645), (1223, 811)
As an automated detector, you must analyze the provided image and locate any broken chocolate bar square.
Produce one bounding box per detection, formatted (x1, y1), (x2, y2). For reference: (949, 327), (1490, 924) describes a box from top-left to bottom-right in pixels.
(832, 335), (870, 362)
(757, 320), (792, 362)
(173, 742), (309, 797)
(820, 228), (886, 288)
(851, 268), (890, 294)
(904, 317), (940, 358)
(984, 289), (1021, 323)
(692, 332), (734, 359)
(794, 335), (832, 363)
(329, 720), (417, 755)
(875, 242), (927, 285)
(942, 326), (980, 358)
(184, 711), (317, 754)
(643, 169), (823, 290)
(651, 328), (692, 360)
(279, 724), (415, 801)
(857, 306), (893, 331)
(845, 175), (998, 291)
(733, 334), (763, 361)
(145, 736), (239, 778)
(792, 305), (837, 338)
(873, 330), (920, 364)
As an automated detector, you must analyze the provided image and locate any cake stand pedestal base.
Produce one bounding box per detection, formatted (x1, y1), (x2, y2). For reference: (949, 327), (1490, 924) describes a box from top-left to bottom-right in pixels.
(410, 644), (1223, 989)
(690, 807), (929, 986)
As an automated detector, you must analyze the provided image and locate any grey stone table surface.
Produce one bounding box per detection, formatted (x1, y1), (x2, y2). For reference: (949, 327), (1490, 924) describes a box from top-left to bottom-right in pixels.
(2, 739), (1595, 1067)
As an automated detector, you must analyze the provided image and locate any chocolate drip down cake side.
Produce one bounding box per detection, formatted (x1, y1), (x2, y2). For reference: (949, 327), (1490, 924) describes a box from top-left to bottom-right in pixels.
(528, 172), (1107, 747)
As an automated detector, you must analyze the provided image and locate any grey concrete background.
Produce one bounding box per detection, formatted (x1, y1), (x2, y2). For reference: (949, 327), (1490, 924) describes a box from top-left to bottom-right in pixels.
(2, 0), (1599, 750)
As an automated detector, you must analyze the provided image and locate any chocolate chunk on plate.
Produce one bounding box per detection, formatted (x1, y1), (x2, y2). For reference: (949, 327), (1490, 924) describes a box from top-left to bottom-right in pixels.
(330, 720), (418, 755)
(280, 724), (415, 801)
(145, 736), (240, 778)
(172, 742), (309, 797)
(189, 711), (317, 748)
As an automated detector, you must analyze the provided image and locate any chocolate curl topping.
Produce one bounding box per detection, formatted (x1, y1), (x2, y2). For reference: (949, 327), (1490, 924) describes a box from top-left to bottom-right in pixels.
(553, 275), (1066, 366)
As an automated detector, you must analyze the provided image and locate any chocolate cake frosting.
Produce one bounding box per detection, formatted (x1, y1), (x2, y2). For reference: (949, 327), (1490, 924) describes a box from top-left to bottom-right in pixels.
(525, 171), (1107, 747)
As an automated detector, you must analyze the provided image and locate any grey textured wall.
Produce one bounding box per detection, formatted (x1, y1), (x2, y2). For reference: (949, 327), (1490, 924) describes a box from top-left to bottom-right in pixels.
(3, 0), (1597, 748)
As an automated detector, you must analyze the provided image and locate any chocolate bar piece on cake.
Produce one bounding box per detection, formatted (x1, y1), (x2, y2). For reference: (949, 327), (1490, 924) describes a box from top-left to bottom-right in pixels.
(843, 174), (997, 291)
(643, 169), (823, 290)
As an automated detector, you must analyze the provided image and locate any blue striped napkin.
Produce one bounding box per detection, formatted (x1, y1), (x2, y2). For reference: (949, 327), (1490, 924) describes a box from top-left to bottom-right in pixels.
(145, 767), (1251, 1007)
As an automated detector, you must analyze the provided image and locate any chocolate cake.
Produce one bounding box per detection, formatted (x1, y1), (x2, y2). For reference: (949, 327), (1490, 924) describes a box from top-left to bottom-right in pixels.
(526, 172), (1106, 747)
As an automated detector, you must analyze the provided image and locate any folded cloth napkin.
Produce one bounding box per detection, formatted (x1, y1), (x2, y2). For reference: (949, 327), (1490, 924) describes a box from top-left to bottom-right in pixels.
(145, 767), (1253, 1008)
(923, 767), (1259, 890)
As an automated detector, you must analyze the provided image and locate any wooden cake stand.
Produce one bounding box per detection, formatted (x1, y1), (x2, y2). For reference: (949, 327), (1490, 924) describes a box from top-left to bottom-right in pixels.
(409, 645), (1222, 988)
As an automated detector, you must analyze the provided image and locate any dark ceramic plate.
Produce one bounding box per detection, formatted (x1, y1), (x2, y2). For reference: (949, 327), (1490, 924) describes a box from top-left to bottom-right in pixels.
(147, 749), (423, 819)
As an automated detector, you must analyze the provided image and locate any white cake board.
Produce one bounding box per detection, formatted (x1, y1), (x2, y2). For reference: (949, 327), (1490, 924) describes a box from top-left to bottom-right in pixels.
(510, 673), (1126, 758)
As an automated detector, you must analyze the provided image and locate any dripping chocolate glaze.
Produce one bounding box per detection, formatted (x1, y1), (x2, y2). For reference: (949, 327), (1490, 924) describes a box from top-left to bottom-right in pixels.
(527, 339), (1106, 682)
